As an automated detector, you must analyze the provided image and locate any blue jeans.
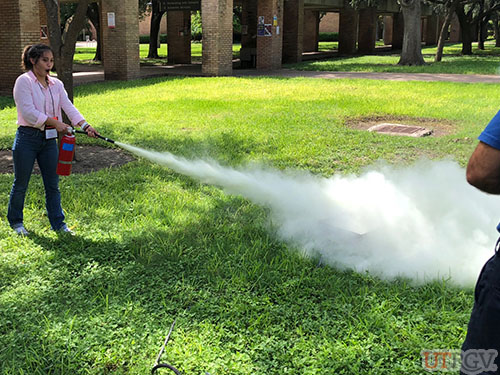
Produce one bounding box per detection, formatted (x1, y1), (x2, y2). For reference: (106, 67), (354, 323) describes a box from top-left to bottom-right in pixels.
(7, 126), (66, 230)
(461, 239), (500, 375)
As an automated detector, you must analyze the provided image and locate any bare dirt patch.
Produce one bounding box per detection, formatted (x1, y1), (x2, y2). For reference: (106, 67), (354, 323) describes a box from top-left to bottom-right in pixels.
(345, 115), (457, 137)
(0, 145), (135, 175)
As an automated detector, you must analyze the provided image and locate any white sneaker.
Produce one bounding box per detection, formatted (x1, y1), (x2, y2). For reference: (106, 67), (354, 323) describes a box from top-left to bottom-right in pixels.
(13, 225), (29, 236)
(56, 224), (74, 235)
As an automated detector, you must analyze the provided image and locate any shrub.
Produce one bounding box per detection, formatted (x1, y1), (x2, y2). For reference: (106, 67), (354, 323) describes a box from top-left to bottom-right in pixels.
(139, 34), (168, 44)
(319, 32), (339, 42)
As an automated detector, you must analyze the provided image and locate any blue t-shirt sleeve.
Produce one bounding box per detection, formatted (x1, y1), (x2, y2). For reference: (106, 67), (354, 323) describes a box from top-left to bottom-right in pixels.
(478, 110), (500, 149)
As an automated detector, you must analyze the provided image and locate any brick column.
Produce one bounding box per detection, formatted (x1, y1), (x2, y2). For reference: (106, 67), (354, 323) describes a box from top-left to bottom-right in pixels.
(282, 0), (303, 63)
(167, 11), (191, 64)
(424, 15), (439, 45)
(383, 15), (393, 45)
(241, 0), (258, 68)
(101, 0), (140, 80)
(39, 0), (50, 45)
(1, 0), (40, 95)
(357, 7), (377, 54)
(202, 0), (233, 75)
(256, 0), (284, 69)
(303, 10), (319, 52)
(338, 3), (358, 54)
(391, 12), (404, 49)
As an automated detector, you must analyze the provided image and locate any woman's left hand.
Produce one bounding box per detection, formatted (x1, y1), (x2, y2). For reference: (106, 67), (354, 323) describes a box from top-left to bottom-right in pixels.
(85, 125), (99, 138)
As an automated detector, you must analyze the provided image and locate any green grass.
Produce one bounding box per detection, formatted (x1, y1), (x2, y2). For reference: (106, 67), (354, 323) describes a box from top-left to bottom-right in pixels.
(74, 43), (241, 65)
(1, 76), (499, 374)
(290, 40), (500, 75)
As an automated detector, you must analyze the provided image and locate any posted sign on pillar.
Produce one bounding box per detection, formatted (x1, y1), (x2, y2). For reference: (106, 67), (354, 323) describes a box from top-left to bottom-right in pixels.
(107, 12), (116, 29)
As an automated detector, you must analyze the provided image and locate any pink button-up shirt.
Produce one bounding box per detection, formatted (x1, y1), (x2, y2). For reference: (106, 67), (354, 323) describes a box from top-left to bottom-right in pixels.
(13, 70), (85, 130)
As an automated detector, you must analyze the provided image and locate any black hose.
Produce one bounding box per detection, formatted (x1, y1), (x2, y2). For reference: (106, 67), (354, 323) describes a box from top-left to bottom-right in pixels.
(74, 129), (115, 144)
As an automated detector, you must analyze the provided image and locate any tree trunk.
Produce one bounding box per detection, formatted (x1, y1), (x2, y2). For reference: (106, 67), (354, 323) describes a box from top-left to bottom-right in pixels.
(398, 0), (425, 65)
(460, 22), (475, 54)
(42, 0), (91, 101)
(148, 0), (166, 58)
(494, 13), (500, 47)
(87, 2), (102, 61)
(456, 5), (477, 55)
(435, 0), (459, 62)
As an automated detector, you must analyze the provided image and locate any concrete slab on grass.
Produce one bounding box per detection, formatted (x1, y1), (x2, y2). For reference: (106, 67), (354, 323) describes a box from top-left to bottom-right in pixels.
(368, 123), (433, 137)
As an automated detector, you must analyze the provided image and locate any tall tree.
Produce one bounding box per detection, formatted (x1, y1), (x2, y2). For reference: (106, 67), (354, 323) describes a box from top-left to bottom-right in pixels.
(42, 0), (92, 101)
(435, 0), (461, 61)
(494, 12), (500, 46)
(398, 0), (425, 65)
(147, 0), (166, 58)
(87, 2), (102, 61)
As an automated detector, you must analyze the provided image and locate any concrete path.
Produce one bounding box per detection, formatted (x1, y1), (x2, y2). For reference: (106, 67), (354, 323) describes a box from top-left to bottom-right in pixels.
(72, 63), (500, 86)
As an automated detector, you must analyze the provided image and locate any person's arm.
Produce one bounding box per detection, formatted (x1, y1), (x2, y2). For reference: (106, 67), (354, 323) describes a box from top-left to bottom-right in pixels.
(76, 120), (99, 138)
(466, 141), (500, 194)
(58, 81), (99, 138)
(13, 75), (48, 130)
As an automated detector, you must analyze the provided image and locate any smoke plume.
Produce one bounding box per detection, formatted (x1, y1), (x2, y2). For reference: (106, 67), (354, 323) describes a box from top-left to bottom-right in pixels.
(117, 142), (500, 286)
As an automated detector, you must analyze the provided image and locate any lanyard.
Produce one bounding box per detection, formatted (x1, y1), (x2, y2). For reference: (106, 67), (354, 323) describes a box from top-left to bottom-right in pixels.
(37, 80), (56, 118)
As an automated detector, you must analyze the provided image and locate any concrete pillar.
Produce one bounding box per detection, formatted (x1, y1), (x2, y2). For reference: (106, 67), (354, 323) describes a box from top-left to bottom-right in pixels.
(391, 12), (404, 49)
(449, 12), (461, 42)
(424, 14), (439, 45)
(202, 0), (234, 75)
(241, 0), (258, 68)
(167, 11), (191, 64)
(256, 0), (284, 69)
(383, 15), (393, 45)
(357, 7), (377, 54)
(338, 3), (358, 54)
(282, 0), (304, 63)
(303, 10), (319, 53)
(101, 0), (140, 80)
(1, 0), (41, 95)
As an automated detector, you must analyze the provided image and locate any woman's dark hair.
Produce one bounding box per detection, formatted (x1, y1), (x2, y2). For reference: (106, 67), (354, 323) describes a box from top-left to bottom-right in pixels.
(22, 44), (53, 71)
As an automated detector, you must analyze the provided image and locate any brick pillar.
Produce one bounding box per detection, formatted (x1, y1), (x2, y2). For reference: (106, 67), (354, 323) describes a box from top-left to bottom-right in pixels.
(449, 13), (461, 42)
(303, 10), (319, 52)
(202, 0), (233, 75)
(391, 12), (404, 49)
(357, 7), (377, 54)
(256, 0), (284, 69)
(338, 3), (358, 54)
(167, 11), (191, 64)
(383, 15), (393, 45)
(241, 0), (257, 68)
(101, 0), (140, 80)
(282, 0), (303, 63)
(1, 0), (40, 95)
(424, 15), (439, 45)
(39, 0), (50, 45)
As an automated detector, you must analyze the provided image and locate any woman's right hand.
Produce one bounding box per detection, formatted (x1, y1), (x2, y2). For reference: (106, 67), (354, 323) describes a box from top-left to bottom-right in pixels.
(46, 117), (71, 134)
(54, 121), (72, 134)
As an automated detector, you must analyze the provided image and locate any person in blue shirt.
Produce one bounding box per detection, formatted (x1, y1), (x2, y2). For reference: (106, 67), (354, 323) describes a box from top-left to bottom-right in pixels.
(462, 110), (500, 374)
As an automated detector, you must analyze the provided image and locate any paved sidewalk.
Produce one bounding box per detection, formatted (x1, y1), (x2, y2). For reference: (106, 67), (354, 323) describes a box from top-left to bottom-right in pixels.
(73, 63), (500, 86)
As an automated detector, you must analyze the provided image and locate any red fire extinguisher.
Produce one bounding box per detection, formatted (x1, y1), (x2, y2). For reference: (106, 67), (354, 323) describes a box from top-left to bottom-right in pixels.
(56, 133), (76, 176)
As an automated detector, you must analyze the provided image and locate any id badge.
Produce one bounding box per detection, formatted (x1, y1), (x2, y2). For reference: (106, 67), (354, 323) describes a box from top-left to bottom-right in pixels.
(45, 126), (57, 140)
(45, 116), (58, 140)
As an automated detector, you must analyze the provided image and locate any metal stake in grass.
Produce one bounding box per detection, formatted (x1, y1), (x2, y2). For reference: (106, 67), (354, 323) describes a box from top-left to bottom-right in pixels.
(151, 319), (181, 375)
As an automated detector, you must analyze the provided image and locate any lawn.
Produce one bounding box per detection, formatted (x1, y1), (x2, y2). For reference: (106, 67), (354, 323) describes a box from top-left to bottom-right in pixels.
(289, 40), (500, 75)
(1, 76), (499, 374)
(74, 42), (241, 65)
(74, 40), (500, 76)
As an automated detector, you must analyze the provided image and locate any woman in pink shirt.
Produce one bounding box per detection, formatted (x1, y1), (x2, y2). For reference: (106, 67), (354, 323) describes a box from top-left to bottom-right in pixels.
(8, 44), (98, 235)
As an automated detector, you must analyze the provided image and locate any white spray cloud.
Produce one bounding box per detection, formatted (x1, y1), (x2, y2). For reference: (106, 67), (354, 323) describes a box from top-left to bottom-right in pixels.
(117, 142), (500, 286)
